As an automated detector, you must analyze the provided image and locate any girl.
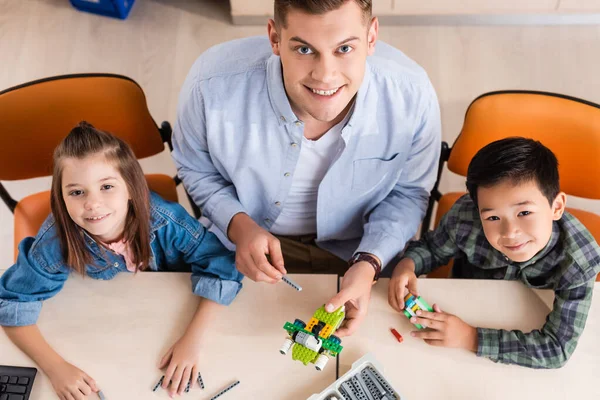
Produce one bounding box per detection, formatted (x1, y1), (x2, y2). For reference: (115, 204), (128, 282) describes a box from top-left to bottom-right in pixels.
(0, 121), (243, 399)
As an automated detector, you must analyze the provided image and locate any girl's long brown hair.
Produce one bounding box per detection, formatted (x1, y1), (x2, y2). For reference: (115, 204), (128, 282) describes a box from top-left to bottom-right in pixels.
(50, 121), (151, 274)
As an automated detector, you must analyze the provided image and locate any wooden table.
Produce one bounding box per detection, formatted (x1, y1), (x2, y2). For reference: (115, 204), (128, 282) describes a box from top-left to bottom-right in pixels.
(339, 278), (600, 400)
(3, 272), (599, 399)
(1, 273), (338, 399)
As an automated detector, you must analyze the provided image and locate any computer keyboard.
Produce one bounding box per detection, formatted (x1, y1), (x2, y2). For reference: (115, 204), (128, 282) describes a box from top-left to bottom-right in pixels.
(0, 365), (37, 400)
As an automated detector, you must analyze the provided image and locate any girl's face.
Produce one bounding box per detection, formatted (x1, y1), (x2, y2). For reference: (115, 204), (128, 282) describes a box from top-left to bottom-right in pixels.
(61, 153), (130, 243)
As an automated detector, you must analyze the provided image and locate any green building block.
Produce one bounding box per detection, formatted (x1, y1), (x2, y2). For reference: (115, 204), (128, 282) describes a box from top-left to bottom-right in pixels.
(403, 294), (434, 330)
(313, 305), (345, 328)
(292, 342), (319, 365)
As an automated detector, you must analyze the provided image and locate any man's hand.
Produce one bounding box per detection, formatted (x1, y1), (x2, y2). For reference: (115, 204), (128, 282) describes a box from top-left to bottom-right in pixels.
(228, 213), (286, 283)
(159, 333), (203, 397)
(325, 262), (375, 337)
(388, 258), (419, 312)
(410, 304), (478, 352)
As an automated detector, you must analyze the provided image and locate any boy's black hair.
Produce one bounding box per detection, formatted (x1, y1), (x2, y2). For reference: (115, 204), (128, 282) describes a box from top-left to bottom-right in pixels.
(466, 137), (560, 207)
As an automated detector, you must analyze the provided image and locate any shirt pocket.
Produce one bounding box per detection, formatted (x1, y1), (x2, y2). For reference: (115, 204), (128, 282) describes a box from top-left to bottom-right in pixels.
(351, 154), (401, 192)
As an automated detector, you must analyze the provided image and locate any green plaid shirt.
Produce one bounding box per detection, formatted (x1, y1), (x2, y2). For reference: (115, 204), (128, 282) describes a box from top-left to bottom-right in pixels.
(404, 194), (600, 369)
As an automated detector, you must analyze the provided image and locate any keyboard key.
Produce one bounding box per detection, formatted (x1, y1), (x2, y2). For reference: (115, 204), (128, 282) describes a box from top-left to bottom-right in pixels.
(8, 395), (24, 400)
(14, 379), (27, 387)
(5, 386), (25, 394)
(0, 384), (6, 392)
(6, 379), (15, 385)
(0, 393), (7, 400)
(0, 377), (7, 383)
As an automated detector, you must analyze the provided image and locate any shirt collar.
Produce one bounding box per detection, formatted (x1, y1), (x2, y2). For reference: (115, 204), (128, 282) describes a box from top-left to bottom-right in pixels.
(345, 61), (373, 130)
(267, 55), (298, 126)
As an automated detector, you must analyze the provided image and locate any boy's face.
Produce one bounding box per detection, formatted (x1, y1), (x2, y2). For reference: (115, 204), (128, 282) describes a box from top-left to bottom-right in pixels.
(267, 1), (378, 124)
(477, 179), (566, 263)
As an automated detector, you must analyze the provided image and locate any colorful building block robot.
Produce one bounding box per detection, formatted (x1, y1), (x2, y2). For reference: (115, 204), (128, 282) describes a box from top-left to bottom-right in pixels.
(280, 305), (345, 371)
(403, 293), (433, 329)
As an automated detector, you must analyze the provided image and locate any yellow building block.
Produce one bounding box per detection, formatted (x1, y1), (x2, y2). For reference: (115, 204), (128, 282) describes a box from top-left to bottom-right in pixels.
(306, 317), (319, 332)
(320, 324), (334, 339)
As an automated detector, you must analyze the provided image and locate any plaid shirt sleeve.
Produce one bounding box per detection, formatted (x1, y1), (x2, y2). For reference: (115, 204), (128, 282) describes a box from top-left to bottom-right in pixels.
(477, 278), (595, 369)
(403, 201), (463, 276)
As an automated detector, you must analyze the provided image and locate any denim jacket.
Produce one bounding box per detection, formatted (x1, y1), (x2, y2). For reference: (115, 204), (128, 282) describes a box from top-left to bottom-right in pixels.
(0, 192), (243, 326)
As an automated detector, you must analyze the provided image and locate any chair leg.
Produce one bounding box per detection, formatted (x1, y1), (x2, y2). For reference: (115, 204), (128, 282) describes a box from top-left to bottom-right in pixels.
(0, 183), (17, 213)
(160, 121), (173, 151)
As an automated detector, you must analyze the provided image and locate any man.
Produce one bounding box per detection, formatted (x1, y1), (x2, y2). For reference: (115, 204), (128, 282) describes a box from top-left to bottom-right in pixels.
(172, 0), (441, 336)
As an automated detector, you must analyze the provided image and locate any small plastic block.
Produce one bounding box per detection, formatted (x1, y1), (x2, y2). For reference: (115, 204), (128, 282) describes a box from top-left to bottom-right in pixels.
(98, 390), (106, 400)
(320, 324), (332, 338)
(390, 328), (403, 343)
(209, 380), (240, 400)
(321, 338), (343, 354)
(403, 294), (433, 330)
(152, 376), (164, 392)
(282, 275), (303, 291)
(292, 342), (319, 365)
(306, 317), (319, 333)
(314, 306), (345, 327)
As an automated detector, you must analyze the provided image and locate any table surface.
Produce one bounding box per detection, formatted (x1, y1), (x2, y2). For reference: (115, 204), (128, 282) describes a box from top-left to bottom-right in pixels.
(1, 272), (339, 399)
(2, 271), (599, 399)
(338, 278), (600, 400)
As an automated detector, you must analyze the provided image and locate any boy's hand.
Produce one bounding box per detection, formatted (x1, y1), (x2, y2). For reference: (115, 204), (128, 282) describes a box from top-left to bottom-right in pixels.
(410, 304), (478, 352)
(47, 359), (99, 400)
(159, 333), (203, 398)
(388, 258), (419, 312)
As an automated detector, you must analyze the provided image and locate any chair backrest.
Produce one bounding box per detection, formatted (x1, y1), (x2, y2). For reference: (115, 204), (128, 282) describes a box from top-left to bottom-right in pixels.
(426, 91), (600, 281)
(0, 74), (185, 261)
(0, 73), (166, 181)
(448, 91), (600, 199)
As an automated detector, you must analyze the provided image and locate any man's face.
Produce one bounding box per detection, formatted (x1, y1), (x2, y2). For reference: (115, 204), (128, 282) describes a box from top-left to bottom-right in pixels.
(268, 1), (378, 123)
(477, 179), (566, 263)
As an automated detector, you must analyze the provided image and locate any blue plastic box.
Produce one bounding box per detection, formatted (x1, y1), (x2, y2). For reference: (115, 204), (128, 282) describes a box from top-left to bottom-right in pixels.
(69, 0), (136, 20)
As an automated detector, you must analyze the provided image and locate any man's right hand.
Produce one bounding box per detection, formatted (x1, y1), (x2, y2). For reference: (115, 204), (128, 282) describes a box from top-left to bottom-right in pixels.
(228, 213), (286, 283)
(388, 258), (419, 312)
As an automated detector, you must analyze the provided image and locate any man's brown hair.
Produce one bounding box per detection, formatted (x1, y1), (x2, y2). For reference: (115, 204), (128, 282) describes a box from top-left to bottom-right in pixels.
(274, 0), (372, 28)
(51, 121), (151, 275)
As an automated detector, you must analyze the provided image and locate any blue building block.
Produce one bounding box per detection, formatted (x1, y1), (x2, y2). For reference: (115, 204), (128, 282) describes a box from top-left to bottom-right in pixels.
(70, 0), (136, 20)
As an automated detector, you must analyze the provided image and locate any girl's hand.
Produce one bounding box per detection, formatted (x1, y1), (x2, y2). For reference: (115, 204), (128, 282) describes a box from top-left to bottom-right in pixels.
(159, 333), (203, 398)
(47, 360), (99, 400)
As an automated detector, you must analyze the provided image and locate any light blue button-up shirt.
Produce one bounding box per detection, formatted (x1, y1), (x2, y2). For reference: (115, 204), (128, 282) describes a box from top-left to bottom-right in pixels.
(172, 36), (441, 268)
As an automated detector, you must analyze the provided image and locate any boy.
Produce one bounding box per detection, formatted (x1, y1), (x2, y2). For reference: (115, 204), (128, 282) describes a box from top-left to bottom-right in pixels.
(388, 137), (600, 369)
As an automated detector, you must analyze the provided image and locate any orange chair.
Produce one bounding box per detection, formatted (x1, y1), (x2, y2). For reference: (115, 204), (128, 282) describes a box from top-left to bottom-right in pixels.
(0, 74), (199, 261)
(422, 91), (600, 281)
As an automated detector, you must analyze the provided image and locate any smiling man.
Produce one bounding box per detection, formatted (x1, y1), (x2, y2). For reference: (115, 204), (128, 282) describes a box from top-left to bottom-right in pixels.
(172, 0), (441, 336)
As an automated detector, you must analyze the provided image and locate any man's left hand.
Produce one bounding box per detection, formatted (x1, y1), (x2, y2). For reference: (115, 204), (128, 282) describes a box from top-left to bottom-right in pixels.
(325, 261), (375, 337)
(409, 304), (478, 352)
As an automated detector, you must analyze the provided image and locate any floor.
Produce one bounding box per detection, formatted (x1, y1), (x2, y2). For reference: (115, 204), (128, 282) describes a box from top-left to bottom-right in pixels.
(1, 0), (599, 266)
